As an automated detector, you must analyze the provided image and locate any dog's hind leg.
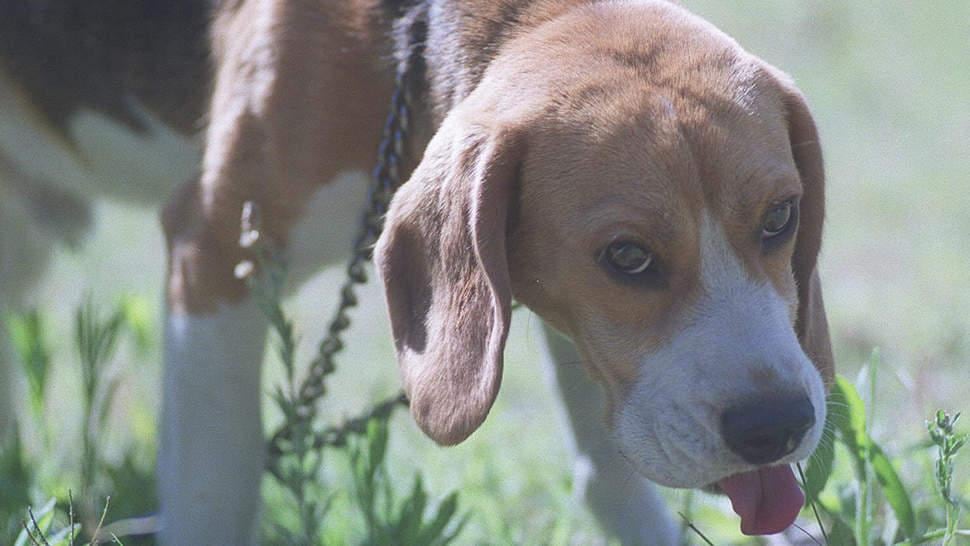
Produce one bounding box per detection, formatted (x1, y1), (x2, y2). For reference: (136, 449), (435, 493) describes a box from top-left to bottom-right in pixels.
(540, 323), (680, 546)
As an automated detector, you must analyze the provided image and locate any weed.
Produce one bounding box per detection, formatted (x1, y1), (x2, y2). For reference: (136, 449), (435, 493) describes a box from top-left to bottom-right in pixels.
(4, 292), (968, 545)
(348, 420), (467, 546)
(927, 411), (966, 545)
(3, 298), (154, 544)
(240, 210), (466, 545)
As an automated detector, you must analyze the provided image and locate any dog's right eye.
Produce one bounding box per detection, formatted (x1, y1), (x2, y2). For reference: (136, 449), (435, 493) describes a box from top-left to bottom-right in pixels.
(602, 241), (655, 275)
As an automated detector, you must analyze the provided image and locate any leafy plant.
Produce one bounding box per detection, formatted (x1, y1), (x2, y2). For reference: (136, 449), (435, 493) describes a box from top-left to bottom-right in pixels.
(14, 496), (121, 546)
(927, 411), (967, 545)
(348, 419), (467, 546)
(798, 352), (969, 546)
(1, 426), (33, 540)
(6, 311), (52, 425)
(802, 373), (915, 545)
(3, 298), (155, 545)
(241, 213), (466, 545)
(246, 237), (332, 544)
(75, 297), (127, 501)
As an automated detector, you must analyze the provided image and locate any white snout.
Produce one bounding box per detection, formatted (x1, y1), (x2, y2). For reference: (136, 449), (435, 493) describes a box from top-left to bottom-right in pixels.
(613, 212), (827, 487)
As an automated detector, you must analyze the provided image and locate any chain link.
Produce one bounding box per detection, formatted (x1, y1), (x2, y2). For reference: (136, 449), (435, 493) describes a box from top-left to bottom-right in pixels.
(266, 18), (424, 461)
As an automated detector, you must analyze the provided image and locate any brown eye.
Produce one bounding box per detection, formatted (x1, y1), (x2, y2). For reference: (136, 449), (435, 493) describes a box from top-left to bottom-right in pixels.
(762, 201), (795, 239)
(604, 241), (654, 275)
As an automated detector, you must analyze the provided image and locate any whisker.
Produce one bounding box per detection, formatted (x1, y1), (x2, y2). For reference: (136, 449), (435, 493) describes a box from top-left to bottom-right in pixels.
(797, 463), (830, 545)
(678, 512), (715, 545)
(792, 522), (824, 546)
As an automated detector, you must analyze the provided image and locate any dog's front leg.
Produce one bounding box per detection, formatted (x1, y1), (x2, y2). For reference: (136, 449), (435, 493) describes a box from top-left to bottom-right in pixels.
(160, 297), (266, 545)
(160, 168), (272, 545)
(155, 0), (393, 540)
(540, 323), (680, 546)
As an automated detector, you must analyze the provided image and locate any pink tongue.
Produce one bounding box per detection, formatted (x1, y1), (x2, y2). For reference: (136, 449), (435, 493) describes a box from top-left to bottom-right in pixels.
(718, 465), (804, 536)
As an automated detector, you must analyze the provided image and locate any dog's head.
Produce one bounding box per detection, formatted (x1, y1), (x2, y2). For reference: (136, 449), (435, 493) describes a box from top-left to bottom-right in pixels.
(376, 1), (833, 535)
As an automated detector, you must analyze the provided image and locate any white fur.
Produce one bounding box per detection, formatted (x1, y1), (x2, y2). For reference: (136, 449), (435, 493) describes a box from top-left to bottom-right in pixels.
(0, 70), (198, 205)
(285, 171), (371, 287)
(615, 211), (827, 488)
(160, 300), (267, 546)
(541, 324), (680, 546)
(157, 171), (367, 544)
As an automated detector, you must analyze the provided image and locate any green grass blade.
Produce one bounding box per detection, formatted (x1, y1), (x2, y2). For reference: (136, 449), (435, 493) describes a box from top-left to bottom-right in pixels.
(0, 425), (32, 518)
(118, 295), (154, 355)
(435, 510), (470, 546)
(869, 441), (916, 539)
(46, 523), (82, 546)
(15, 498), (57, 546)
(828, 515), (856, 546)
(833, 375), (873, 545)
(397, 476), (427, 544)
(6, 311), (51, 419)
(804, 424), (836, 500)
(833, 376), (870, 473)
(418, 492), (460, 546)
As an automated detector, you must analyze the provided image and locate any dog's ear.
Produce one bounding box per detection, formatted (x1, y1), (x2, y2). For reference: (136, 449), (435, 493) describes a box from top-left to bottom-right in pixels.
(775, 74), (835, 386)
(375, 116), (521, 445)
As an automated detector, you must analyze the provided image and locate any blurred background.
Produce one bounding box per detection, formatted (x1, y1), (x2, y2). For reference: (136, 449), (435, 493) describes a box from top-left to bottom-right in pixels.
(4, 1), (969, 544)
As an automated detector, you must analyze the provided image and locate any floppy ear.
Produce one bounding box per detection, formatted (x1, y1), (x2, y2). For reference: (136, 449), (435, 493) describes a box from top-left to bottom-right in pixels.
(374, 117), (521, 445)
(777, 77), (835, 386)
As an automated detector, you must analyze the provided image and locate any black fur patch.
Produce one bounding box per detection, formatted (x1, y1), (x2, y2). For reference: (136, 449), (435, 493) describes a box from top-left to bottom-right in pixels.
(0, 1), (212, 139)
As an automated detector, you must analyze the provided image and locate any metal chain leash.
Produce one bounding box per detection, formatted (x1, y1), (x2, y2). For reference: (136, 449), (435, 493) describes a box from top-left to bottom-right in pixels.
(266, 17), (425, 460)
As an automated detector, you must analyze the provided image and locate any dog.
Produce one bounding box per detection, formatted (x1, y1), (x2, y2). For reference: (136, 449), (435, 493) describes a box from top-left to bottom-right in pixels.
(0, 1), (834, 544)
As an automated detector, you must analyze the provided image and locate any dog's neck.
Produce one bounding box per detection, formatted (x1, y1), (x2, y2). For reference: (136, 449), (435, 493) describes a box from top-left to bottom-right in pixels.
(411, 0), (596, 123)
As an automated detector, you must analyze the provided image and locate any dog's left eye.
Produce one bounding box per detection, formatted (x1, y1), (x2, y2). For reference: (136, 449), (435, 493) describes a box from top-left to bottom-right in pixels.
(603, 241), (655, 275)
(762, 200), (796, 239)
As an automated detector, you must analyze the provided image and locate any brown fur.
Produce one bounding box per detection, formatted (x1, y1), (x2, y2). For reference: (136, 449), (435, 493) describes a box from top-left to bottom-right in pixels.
(164, 0), (395, 313)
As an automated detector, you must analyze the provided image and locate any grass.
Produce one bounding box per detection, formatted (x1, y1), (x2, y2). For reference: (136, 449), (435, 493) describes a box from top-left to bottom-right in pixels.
(2, 0), (969, 544)
(1, 286), (967, 544)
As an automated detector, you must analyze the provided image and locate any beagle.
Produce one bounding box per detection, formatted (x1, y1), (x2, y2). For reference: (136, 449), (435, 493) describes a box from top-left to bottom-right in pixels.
(0, 1), (833, 544)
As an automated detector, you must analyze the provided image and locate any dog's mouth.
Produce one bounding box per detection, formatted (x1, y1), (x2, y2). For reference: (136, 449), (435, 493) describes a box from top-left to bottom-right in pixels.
(708, 464), (805, 536)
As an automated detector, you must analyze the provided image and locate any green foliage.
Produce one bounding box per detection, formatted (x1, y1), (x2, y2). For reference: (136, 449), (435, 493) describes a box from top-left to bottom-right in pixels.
(810, 374), (915, 544)
(803, 397), (837, 501)
(834, 372), (916, 542)
(6, 311), (51, 421)
(75, 298), (127, 500)
(348, 420), (467, 546)
(15, 497), (120, 546)
(254, 251), (332, 545)
(246, 233), (465, 545)
(2, 298), (154, 545)
(795, 364), (969, 546)
(6, 289), (967, 545)
(15, 498), (73, 546)
(1, 427), (33, 540)
(926, 411), (967, 545)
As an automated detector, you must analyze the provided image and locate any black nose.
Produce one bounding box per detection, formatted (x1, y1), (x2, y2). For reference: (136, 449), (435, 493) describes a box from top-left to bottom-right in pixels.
(721, 396), (815, 465)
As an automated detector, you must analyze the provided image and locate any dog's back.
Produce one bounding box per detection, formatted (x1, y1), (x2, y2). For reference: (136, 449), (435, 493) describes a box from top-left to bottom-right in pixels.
(0, 0), (212, 229)
(0, 1), (210, 137)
